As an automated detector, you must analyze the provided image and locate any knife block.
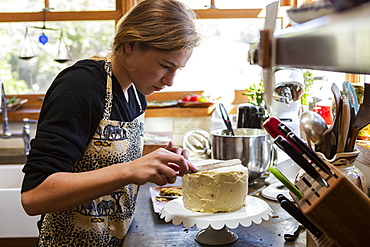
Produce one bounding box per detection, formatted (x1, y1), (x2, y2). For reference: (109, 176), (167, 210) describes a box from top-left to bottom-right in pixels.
(292, 163), (370, 247)
(306, 230), (336, 247)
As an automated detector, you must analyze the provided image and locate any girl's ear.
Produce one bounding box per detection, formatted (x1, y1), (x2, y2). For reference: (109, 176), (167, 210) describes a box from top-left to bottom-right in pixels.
(124, 42), (136, 54)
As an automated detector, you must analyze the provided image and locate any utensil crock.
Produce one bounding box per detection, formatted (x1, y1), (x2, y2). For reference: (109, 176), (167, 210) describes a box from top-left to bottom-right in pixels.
(316, 150), (367, 193)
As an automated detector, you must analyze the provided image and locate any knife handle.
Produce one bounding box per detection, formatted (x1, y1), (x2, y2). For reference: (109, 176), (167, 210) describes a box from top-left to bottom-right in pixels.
(277, 194), (323, 239)
(278, 123), (335, 177)
(263, 117), (300, 150)
(274, 136), (329, 188)
(268, 167), (304, 199)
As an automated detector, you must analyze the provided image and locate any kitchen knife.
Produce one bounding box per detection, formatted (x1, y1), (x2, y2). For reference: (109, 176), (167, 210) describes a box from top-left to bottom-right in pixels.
(264, 117), (335, 177)
(284, 224), (302, 242)
(274, 136), (329, 188)
(277, 123), (336, 177)
(263, 117), (300, 150)
(268, 166), (304, 199)
(277, 194), (323, 239)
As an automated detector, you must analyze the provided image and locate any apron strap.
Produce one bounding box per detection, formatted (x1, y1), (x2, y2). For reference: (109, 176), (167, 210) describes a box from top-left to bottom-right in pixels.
(104, 54), (144, 119)
(131, 84), (143, 113)
(103, 54), (114, 120)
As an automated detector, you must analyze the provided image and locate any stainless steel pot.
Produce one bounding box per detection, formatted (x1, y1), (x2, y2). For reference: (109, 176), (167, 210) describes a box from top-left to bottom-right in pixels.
(210, 128), (275, 185)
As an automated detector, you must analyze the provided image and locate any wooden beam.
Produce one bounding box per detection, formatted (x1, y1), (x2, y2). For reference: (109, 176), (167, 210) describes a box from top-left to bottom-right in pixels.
(194, 9), (263, 19)
(345, 74), (362, 84)
(0, 11), (122, 22)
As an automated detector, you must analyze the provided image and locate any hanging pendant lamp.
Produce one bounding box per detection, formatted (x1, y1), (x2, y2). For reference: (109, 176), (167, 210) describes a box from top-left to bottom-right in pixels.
(18, 26), (36, 60)
(54, 30), (72, 63)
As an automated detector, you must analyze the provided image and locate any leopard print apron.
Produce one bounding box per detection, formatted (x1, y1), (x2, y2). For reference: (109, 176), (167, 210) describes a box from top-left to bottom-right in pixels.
(37, 55), (145, 246)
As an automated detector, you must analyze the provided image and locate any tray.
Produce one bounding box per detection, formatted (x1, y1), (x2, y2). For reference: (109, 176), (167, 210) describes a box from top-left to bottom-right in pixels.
(178, 101), (215, 108)
(147, 100), (178, 108)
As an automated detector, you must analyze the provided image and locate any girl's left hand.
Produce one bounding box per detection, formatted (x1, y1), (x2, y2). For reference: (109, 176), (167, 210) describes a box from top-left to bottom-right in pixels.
(165, 141), (189, 160)
(164, 141), (196, 173)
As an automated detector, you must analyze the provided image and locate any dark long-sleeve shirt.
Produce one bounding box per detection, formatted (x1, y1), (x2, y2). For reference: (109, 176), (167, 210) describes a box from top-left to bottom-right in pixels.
(21, 59), (147, 193)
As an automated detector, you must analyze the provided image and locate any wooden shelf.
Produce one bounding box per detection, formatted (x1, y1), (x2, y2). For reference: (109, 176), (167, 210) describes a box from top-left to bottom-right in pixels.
(1, 91), (218, 121)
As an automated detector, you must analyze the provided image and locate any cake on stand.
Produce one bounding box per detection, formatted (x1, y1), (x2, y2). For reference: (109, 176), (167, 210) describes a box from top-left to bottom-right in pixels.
(159, 196), (273, 245)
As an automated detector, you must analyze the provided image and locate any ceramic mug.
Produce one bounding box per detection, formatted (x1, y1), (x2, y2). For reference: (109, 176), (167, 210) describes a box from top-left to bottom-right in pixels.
(237, 103), (264, 129)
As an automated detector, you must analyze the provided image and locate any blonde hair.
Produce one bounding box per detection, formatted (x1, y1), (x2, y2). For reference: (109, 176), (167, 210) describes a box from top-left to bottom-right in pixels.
(112, 0), (199, 57)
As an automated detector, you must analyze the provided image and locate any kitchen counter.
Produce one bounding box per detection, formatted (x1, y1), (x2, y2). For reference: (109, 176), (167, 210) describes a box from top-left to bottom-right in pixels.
(1, 178), (307, 247)
(123, 179), (306, 247)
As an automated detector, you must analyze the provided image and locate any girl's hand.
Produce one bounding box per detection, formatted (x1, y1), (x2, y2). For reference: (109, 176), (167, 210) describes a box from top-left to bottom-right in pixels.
(165, 141), (189, 159)
(125, 143), (197, 186)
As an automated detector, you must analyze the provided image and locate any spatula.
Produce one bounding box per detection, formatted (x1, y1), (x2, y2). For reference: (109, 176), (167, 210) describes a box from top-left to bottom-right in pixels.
(343, 81), (359, 114)
(219, 103), (235, 136)
(191, 159), (242, 172)
(346, 83), (370, 151)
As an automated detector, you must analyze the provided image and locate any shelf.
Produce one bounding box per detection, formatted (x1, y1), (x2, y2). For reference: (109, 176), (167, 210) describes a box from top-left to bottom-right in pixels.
(1, 92), (218, 122)
(274, 2), (370, 74)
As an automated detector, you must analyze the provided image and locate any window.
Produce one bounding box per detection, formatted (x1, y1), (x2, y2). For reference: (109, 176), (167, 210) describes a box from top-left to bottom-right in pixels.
(49, 0), (116, 11)
(0, 0), (44, 12)
(1, 21), (114, 93)
(1, 0), (291, 95)
(0, 0), (118, 94)
(179, 0), (281, 9)
(170, 18), (279, 97)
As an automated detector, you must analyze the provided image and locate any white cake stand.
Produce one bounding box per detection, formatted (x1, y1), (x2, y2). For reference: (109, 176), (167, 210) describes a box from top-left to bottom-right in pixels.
(159, 196), (273, 245)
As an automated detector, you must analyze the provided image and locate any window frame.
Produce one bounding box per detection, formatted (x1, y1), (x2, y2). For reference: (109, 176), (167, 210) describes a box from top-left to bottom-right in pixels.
(0, 0), (294, 24)
(0, 0), (133, 23)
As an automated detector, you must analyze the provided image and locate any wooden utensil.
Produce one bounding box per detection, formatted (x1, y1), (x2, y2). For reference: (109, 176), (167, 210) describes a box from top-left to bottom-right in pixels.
(346, 83), (370, 151)
(322, 83), (342, 159)
(337, 95), (350, 153)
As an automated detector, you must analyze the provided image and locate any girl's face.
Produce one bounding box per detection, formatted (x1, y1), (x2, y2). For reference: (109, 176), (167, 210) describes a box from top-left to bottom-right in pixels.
(114, 42), (193, 95)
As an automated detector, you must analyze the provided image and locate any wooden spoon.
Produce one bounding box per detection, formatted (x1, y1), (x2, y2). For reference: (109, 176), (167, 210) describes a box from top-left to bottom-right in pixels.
(322, 83), (342, 158)
(337, 95), (350, 153)
(346, 83), (370, 151)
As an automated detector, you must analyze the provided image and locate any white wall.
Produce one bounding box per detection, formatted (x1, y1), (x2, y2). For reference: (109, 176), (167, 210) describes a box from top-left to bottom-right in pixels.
(144, 116), (212, 146)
